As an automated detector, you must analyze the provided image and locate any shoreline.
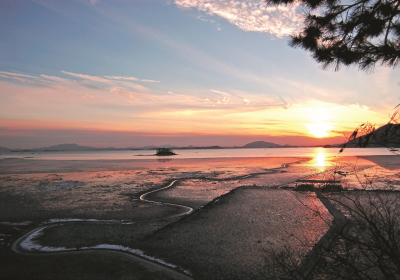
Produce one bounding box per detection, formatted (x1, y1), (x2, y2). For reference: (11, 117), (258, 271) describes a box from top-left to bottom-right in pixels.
(0, 147), (395, 162)
(0, 156), (311, 175)
(0, 154), (397, 175)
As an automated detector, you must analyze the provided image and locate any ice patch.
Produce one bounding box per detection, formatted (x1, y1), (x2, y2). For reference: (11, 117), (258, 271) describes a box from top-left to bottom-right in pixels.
(83, 244), (178, 269)
(18, 224), (192, 276)
(46, 218), (129, 224)
(20, 227), (74, 252)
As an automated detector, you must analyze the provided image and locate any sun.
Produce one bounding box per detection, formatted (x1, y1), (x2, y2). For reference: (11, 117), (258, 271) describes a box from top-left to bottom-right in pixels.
(306, 121), (333, 138)
(304, 108), (334, 138)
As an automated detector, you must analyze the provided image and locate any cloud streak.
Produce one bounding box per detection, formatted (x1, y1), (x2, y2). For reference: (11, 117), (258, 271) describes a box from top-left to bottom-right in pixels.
(61, 71), (111, 83)
(105, 76), (161, 83)
(174, 0), (303, 37)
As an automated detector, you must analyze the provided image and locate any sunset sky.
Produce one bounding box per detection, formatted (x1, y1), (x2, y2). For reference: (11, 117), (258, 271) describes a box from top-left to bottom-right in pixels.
(1, 0), (399, 149)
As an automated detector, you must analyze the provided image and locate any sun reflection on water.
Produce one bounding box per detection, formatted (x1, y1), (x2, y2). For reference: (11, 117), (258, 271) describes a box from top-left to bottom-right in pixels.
(314, 148), (327, 166)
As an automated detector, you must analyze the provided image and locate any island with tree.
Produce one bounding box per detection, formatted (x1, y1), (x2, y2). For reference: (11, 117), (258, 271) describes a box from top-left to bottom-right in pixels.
(155, 147), (177, 156)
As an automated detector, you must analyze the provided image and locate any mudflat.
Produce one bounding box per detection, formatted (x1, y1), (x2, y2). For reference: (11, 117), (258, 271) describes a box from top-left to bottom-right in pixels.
(0, 155), (399, 279)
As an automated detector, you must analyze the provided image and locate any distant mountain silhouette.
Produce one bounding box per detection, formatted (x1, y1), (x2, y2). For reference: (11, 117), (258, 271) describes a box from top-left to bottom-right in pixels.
(242, 141), (282, 148)
(134, 144), (174, 150)
(40, 143), (101, 151)
(11, 143), (117, 152)
(2, 141), (307, 152)
(0, 146), (11, 153)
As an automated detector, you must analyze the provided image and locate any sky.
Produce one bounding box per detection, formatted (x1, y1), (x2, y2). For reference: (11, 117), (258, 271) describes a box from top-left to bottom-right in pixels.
(1, 0), (399, 149)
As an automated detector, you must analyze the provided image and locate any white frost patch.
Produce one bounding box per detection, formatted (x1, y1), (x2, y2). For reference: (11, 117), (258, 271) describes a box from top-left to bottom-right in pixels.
(83, 244), (178, 269)
(46, 218), (129, 224)
(181, 268), (192, 275)
(19, 227), (192, 275)
(20, 227), (74, 252)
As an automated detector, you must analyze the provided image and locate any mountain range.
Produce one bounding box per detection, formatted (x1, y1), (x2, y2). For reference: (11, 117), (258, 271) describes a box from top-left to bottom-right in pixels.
(242, 141), (294, 148)
(2, 124), (398, 152)
(0, 141), (298, 152)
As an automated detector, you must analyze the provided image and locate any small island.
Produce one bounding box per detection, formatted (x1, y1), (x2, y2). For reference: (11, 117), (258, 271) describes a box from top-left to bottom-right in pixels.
(155, 147), (177, 156)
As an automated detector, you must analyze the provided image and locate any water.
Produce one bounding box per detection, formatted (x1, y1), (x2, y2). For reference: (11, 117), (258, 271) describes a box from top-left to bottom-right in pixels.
(0, 147), (395, 160)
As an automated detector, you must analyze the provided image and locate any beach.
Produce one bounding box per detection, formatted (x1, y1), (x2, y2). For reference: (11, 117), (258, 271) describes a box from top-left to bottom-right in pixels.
(1, 154), (399, 279)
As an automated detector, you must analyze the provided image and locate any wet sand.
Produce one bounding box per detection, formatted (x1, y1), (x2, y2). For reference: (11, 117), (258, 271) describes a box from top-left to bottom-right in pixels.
(0, 155), (399, 279)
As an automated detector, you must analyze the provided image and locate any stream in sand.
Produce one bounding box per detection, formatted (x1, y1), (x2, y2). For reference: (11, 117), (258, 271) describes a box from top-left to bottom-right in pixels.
(11, 180), (194, 279)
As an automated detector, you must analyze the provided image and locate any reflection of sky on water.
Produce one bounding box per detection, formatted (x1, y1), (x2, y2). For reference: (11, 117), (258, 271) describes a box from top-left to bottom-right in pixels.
(0, 147), (394, 161)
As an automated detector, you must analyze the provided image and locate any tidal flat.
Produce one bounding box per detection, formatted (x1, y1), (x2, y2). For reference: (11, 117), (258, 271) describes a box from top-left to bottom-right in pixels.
(0, 156), (399, 279)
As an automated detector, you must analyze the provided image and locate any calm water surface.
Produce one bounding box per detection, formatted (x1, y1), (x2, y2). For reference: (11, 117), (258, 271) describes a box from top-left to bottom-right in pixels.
(0, 147), (394, 160)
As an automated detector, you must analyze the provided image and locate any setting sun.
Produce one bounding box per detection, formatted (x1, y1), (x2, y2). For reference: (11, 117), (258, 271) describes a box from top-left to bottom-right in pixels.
(306, 121), (334, 138)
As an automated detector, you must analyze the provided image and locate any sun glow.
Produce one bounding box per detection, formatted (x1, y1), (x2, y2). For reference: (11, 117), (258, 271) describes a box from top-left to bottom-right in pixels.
(304, 108), (335, 138)
(306, 121), (333, 137)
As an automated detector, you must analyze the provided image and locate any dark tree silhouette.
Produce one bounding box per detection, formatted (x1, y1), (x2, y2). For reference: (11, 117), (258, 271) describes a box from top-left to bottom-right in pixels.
(266, 0), (400, 71)
(155, 148), (176, 156)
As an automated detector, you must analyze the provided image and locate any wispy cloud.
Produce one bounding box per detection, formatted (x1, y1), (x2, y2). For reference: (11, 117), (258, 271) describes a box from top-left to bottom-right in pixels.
(141, 79), (160, 83)
(105, 76), (161, 83)
(208, 88), (287, 108)
(0, 72), (51, 88)
(0, 71), (37, 79)
(174, 0), (302, 37)
(61, 70), (110, 83)
(0, 71), (154, 99)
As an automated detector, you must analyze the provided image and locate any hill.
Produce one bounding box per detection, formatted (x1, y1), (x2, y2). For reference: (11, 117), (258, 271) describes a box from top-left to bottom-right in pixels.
(12, 144), (117, 152)
(345, 123), (400, 148)
(0, 146), (11, 153)
(242, 141), (282, 148)
(39, 143), (101, 151)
